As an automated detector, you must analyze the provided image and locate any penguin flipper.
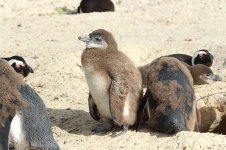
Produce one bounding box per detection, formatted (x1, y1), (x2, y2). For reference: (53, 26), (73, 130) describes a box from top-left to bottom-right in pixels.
(109, 80), (128, 126)
(26, 146), (42, 150)
(167, 54), (192, 65)
(91, 121), (113, 133)
(111, 125), (128, 138)
(135, 88), (152, 131)
(88, 92), (100, 121)
(195, 107), (201, 132)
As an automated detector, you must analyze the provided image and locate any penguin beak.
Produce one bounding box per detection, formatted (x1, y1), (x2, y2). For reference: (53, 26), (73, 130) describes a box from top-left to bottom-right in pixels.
(78, 35), (91, 42)
(27, 65), (34, 73)
(20, 64), (34, 78)
(211, 74), (223, 81)
(209, 74), (222, 82)
(210, 53), (214, 60)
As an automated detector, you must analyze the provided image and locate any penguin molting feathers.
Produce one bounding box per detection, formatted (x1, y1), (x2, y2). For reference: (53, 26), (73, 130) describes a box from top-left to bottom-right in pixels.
(136, 57), (221, 133)
(139, 49), (219, 88)
(0, 59), (25, 126)
(0, 59), (26, 150)
(136, 57), (197, 134)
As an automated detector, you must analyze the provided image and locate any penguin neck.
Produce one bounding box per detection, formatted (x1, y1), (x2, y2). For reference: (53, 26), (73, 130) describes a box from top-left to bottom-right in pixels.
(138, 65), (149, 88)
(104, 37), (118, 51)
(189, 66), (205, 85)
(84, 42), (118, 52)
(191, 51), (201, 66)
(182, 62), (197, 84)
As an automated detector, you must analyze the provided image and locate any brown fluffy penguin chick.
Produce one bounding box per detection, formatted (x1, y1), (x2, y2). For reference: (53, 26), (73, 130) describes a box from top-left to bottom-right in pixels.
(0, 59), (26, 150)
(184, 63), (222, 85)
(137, 57), (198, 134)
(139, 58), (221, 88)
(139, 63), (153, 88)
(79, 29), (143, 137)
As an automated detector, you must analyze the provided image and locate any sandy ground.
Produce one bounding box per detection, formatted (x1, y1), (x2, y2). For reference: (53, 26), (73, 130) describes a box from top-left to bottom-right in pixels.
(1, 0), (226, 149)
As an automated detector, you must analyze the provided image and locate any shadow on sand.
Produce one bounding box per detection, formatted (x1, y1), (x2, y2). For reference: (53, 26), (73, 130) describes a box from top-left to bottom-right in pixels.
(46, 108), (139, 137)
(47, 108), (172, 138)
(47, 108), (97, 136)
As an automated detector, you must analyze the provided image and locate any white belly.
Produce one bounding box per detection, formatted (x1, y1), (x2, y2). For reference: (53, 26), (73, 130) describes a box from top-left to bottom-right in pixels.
(84, 71), (111, 119)
(10, 113), (27, 149)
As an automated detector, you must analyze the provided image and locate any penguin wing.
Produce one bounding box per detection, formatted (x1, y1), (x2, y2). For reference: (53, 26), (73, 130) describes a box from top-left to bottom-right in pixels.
(195, 107), (201, 132)
(26, 146), (42, 150)
(88, 92), (100, 121)
(135, 88), (152, 131)
(167, 54), (192, 65)
(109, 79), (129, 125)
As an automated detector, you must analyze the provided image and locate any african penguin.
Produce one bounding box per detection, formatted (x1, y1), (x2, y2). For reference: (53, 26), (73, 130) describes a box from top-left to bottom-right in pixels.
(136, 57), (197, 134)
(139, 50), (218, 88)
(0, 59), (25, 150)
(167, 49), (214, 67)
(79, 29), (143, 137)
(4, 59), (60, 150)
(77, 0), (115, 13)
(2, 56), (34, 78)
(9, 84), (60, 150)
(136, 57), (220, 134)
(185, 63), (222, 85)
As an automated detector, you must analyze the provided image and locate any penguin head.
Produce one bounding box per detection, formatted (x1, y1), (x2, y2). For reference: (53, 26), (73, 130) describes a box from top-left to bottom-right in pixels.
(191, 64), (222, 85)
(2, 56), (34, 78)
(192, 49), (214, 67)
(78, 29), (117, 50)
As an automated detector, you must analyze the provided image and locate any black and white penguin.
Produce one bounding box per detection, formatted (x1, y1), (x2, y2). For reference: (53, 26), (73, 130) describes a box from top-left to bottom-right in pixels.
(136, 57), (220, 134)
(9, 84), (60, 150)
(167, 49), (214, 67)
(2, 56), (34, 78)
(0, 59), (25, 150)
(77, 0), (115, 13)
(3, 57), (60, 150)
(79, 29), (143, 137)
(139, 49), (218, 88)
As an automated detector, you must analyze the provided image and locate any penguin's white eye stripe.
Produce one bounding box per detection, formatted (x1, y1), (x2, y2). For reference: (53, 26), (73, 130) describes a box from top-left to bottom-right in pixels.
(192, 51), (207, 66)
(8, 59), (25, 67)
(198, 51), (207, 55)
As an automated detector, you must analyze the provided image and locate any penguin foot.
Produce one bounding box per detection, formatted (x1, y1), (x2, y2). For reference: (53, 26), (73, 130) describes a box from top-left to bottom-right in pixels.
(9, 144), (15, 150)
(92, 122), (113, 133)
(111, 125), (128, 138)
(26, 146), (42, 150)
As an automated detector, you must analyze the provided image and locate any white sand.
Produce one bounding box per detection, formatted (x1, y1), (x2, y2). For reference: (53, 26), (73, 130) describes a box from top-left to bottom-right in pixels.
(1, 0), (226, 149)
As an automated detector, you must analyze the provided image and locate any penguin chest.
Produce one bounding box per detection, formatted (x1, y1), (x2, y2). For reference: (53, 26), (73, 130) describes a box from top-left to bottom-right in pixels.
(10, 113), (27, 149)
(83, 68), (111, 119)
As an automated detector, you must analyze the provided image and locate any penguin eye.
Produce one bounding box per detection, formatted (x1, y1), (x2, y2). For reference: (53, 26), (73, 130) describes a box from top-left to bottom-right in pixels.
(11, 62), (16, 67)
(206, 72), (212, 76)
(95, 36), (102, 41)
